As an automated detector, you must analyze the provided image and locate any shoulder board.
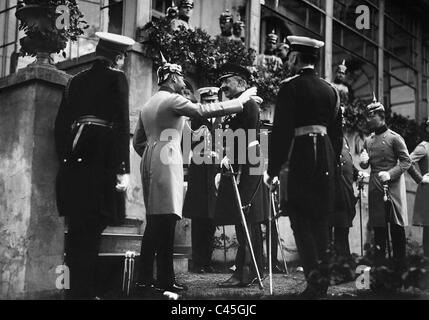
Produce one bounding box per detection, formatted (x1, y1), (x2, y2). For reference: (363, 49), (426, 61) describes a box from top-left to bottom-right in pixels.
(280, 74), (300, 85)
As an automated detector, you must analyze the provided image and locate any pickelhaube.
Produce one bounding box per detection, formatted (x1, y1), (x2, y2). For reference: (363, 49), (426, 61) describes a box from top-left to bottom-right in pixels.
(267, 30), (279, 44)
(157, 52), (184, 85)
(277, 38), (290, 50)
(219, 9), (233, 23)
(337, 59), (347, 73)
(177, 0), (194, 9)
(366, 93), (385, 114)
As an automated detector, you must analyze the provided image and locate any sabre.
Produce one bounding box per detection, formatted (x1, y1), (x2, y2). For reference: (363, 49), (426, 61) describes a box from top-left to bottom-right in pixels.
(229, 166), (264, 290)
(268, 185), (273, 295)
(271, 188), (289, 275)
(383, 183), (392, 259)
(357, 173), (365, 256)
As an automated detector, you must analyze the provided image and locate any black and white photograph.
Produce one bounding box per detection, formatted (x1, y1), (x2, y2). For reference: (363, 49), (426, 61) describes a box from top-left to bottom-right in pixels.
(1, 0), (429, 306)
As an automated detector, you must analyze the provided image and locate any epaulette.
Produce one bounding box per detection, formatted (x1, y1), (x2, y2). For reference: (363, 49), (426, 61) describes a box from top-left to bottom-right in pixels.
(280, 74), (300, 85)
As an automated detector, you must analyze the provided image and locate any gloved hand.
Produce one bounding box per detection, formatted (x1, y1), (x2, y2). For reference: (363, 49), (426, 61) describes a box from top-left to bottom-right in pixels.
(220, 156), (230, 170)
(116, 174), (130, 192)
(421, 174), (429, 184)
(237, 87), (258, 105)
(264, 171), (278, 190)
(215, 173), (221, 190)
(378, 171), (391, 183)
(251, 96), (264, 105)
(360, 149), (369, 164)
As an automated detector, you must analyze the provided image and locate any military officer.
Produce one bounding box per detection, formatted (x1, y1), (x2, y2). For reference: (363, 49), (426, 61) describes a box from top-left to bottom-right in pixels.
(257, 30), (283, 71)
(214, 63), (268, 288)
(55, 32), (135, 299)
(408, 120), (429, 257)
(331, 109), (360, 257)
(276, 40), (290, 64)
(183, 87), (222, 273)
(359, 97), (411, 266)
(132, 56), (260, 293)
(265, 36), (343, 299)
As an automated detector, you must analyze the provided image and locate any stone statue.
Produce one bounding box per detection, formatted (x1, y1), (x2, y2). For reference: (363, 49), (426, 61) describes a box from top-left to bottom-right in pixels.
(231, 19), (245, 43)
(170, 0), (194, 31)
(218, 9), (234, 40)
(332, 60), (352, 106)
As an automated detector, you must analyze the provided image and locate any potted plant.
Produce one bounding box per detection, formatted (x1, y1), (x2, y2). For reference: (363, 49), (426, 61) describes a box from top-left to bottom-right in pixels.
(16, 0), (88, 66)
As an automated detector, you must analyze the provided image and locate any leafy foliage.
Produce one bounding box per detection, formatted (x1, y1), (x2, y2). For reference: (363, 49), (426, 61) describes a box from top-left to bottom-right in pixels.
(17, 0), (88, 57)
(141, 17), (287, 109)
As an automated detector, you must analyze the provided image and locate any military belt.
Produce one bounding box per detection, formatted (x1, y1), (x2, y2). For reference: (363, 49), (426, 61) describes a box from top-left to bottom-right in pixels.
(71, 115), (114, 151)
(294, 125), (327, 137)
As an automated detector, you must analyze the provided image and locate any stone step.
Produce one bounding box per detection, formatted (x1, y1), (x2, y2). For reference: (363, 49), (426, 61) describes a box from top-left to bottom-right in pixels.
(98, 253), (189, 274)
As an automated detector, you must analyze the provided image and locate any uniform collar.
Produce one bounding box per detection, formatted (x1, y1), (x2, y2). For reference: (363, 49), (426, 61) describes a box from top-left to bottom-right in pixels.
(374, 124), (388, 135)
(299, 67), (316, 76)
(159, 86), (176, 94)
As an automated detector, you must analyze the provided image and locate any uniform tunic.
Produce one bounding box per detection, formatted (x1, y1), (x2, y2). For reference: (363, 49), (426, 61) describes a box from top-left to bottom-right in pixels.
(55, 60), (130, 226)
(133, 87), (243, 219)
(268, 68), (343, 218)
(214, 97), (268, 225)
(362, 128), (411, 227)
(183, 117), (222, 220)
(408, 141), (429, 226)
(331, 137), (359, 228)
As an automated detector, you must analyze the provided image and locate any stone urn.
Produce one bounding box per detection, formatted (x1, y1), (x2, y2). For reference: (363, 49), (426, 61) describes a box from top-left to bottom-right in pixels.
(15, 3), (66, 67)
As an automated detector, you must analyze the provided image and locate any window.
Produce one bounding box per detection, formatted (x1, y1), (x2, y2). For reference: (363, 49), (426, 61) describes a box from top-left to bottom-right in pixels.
(0, 0), (19, 78)
(152, 0), (173, 20)
(57, 0), (124, 62)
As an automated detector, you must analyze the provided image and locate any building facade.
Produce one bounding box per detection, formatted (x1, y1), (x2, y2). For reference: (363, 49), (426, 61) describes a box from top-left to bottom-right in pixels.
(1, 0), (429, 298)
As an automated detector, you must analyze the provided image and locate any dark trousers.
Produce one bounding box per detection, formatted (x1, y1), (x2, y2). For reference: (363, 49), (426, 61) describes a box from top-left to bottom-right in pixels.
(330, 227), (351, 257)
(424, 227), (429, 257)
(264, 220), (279, 265)
(138, 215), (177, 288)
(65, 216), (106, 300)
(191, 218), (216, 268)
(234, 222), (264, 283)
(374, 224), (406, 265)
(289, 212), (330, 288)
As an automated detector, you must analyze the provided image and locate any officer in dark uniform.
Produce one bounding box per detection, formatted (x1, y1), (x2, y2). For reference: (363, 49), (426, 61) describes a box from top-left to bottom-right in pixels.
(183, 87), (221, 273)
(55, 32), (135, 299)
(215, 63), (268, 287)
(265, 36), (343, 299)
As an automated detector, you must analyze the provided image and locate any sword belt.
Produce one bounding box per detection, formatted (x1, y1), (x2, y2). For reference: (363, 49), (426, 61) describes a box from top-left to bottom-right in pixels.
(71, 116), (114, 151)
(294, 125), (327, 137)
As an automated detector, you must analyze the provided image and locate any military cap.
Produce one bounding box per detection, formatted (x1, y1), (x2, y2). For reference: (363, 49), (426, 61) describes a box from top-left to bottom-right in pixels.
(177, 0), (194, 8)
(157, 52), (184, 85)
(287, 35), (324, 56)
(366, 93), (385, 114)
(219, 9), (233, 22)
(95, 32), (135, 57)
(198, 87), (220, 102)
(267, 30), (279, 44)
(337, 59), (347, 73)
(217, 63), (251, 83)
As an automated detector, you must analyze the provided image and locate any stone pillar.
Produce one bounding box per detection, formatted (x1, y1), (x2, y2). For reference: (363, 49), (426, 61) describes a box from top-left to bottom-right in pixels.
(0, 65), (70, 299)
(378, 0), (385, 103)
(324, 0), (334, 81)
(247, 0), (261, 51)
